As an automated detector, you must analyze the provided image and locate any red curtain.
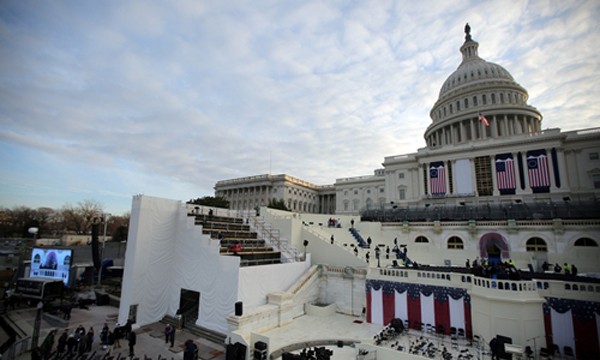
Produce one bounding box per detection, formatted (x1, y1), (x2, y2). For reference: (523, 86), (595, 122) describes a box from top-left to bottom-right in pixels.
(383, 292), (396, 326)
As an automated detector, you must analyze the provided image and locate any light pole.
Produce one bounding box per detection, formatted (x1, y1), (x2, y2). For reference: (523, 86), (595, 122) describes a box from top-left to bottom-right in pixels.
(96, 214), (111, 288)
(375, 247), (381, 268)
(31, 301), (43, 350)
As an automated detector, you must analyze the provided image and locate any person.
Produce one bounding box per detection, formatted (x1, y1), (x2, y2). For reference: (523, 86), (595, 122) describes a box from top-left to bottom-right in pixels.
(128, 331), (136, 357)
(85, 327), (94, 352)
(353, 247), (358, 256)
(100, 323), (109, 346)
(62, 302), (72, 320)
(169, 325), (176, 347)
(66, 333), (77, 355)
(385, 246), (390, 260)
(571, 264), (578, 276)
(489, 337), (498, 360)
(465, 259), (471, 268)
(56, 329), (68, 355)
(330, 235), (334, 244)
(542, 261), (550, 272)
(164, 324), (172, 344)
(365, 252), (370, 263)
(350, 219), (354, 228)
(113, 325), (122, 348)
(183, 339), (199, 360)
(554, 263), (562, 273)
(563, 263), (571, 275)
(40, 329), (56, 358)
(367, 237), (372, 248)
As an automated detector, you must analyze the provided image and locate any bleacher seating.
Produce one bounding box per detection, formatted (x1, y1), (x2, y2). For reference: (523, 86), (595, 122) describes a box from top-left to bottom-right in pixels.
(190, 213), (281, 267)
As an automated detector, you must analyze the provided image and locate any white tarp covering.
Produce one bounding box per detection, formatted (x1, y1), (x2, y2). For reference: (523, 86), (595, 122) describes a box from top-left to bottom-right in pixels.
(454, 159), (474, 195)
(119, 195), (240, 334)
(119, 195), (312, 335)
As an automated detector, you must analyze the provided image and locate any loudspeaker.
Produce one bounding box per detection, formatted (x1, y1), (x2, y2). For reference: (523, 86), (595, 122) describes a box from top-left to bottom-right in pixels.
(226, 342), (247, 360)
(254, 341), (267, 351)
(235, 301), (243, 316)
(495, 335), (513, 360)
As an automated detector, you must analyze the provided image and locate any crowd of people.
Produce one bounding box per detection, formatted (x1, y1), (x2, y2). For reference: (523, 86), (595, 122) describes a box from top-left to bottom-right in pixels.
(32, 320), (137, 359)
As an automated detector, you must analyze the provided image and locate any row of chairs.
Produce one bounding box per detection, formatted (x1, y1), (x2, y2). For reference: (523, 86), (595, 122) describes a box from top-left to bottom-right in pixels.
(539, 344), (575, 359)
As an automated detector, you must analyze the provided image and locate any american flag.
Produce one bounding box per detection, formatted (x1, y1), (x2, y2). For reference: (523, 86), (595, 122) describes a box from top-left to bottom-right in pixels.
(495, 156), (515, 190)
(478, 113), (490, 126)
(527, 153), (550, 188)
(430, 162), (446, 194)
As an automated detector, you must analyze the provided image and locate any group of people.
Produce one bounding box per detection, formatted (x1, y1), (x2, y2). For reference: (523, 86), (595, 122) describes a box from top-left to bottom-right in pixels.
(33, 320), (136, 359)
(467, 257), (521, 280)
(327, 218), (341, 228)
(542, 261), (578, 275)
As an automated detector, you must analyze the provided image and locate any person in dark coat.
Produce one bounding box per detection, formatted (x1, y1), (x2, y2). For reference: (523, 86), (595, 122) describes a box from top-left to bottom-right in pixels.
(183, 339), (199, 360)
(169, 325), (176, 347)
(56, 330), (68, 355)
(66, 334), (77, 355)
(128, 331), (137, 356)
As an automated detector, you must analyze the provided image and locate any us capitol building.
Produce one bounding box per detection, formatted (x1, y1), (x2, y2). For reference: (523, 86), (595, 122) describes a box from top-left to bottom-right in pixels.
(122, 26), (600, 360)
(214, 27), (599, 219)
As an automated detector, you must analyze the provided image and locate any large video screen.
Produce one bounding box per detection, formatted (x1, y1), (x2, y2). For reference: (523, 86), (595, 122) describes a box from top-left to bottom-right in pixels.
(29, 247), (73, 285)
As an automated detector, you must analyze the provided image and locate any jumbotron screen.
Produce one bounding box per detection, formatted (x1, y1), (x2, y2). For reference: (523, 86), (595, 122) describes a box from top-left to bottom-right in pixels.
(29, 247), (73, 285)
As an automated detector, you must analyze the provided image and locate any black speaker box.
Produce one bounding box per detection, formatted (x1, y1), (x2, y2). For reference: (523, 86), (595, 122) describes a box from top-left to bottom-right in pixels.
(235, 301), (243, 316)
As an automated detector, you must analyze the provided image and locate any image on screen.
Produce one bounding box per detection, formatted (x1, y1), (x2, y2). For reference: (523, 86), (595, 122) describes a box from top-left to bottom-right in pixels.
(29, 247), (73, 285)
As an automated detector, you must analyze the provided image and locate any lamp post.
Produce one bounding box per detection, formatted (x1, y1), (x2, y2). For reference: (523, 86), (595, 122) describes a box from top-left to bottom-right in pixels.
(96, 214), (111, 288)
(31, 301), (43, 350)
(375, 247), (381, 268)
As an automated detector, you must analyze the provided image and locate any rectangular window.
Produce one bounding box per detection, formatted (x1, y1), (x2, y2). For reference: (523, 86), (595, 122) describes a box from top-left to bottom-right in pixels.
(593, 174), (600, 189)
(398, 172), (405, 179)
(589, 152), (599, 160)
(399, 188), (406, 200)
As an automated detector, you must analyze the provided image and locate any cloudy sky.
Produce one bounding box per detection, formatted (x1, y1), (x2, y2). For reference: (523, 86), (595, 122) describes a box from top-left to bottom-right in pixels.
(1, 0), (599, 215)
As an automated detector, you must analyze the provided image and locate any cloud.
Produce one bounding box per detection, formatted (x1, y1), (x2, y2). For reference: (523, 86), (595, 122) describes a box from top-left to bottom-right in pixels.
(0, 0), (599, 214)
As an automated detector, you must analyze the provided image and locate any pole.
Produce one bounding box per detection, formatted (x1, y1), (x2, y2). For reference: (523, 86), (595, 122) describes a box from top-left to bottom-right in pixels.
(31, 301), (43, 350)
(97, 214), (110, 288)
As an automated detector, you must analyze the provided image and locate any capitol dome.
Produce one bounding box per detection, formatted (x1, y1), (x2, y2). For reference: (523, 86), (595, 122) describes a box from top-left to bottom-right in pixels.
(424, 25), (542, 149)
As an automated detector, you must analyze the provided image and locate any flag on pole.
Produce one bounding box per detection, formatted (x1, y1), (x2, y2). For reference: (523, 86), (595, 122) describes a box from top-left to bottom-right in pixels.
(478, 113), (490, 126)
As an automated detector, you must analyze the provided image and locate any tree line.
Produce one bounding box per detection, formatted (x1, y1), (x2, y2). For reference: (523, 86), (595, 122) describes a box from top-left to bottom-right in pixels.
(0, 199), (129, 241)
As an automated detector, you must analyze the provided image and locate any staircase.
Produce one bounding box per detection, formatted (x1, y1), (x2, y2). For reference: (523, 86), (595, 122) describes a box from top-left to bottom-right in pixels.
(189, 213), (282, 267)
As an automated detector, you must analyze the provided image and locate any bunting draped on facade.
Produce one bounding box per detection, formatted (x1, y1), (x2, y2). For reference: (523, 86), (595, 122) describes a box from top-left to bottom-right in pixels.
(495, 153), (516, 194)
(429, 161), (446, 195)
(526, 149), (550, 192)
(366, 280), (471, 337)
(543, 297), (600, 359)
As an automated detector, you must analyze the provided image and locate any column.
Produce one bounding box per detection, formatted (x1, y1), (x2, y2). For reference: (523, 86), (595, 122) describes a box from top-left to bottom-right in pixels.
(460, 120), (466, 143)
(491, 155), (499, 196)
(546, 148), (559, 192)
(491, 115), (498, 138)
(469, 118), (475, 141)
(503, 114), (510, 136)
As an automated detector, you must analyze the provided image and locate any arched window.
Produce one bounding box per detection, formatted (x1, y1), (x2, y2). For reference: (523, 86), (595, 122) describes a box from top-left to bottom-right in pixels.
(447, 236), (464, 249)
(526, 237), (547, 252)
(574, 238), (598, 247)
(365, 198), (373, 210)
(415, 236), (429, 243)
(473, 96), (478, 106)
(482, 94), (487, 105)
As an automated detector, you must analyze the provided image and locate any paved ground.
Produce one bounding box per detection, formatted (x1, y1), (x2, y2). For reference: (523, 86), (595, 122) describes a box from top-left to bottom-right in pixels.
(7, 303), (225, 360)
